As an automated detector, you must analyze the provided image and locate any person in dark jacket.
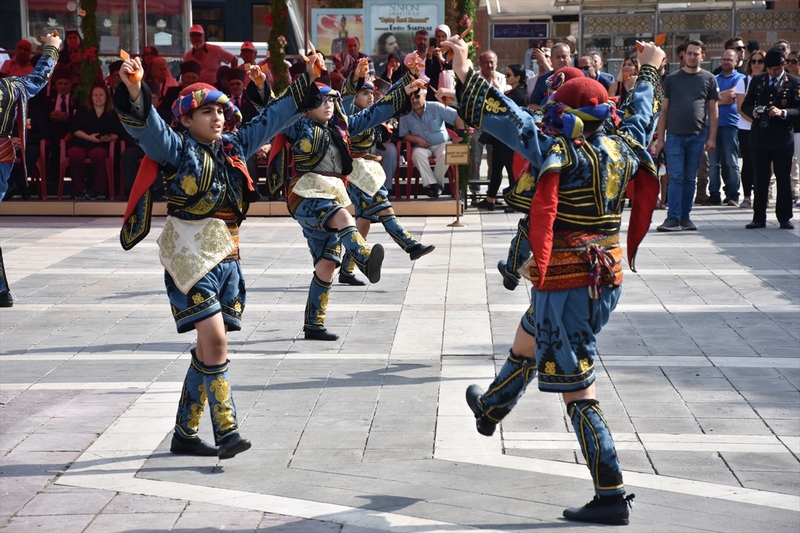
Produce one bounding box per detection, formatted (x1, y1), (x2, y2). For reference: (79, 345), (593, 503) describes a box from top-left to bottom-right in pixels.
(741, 47), (800, 229)
(476, 64), (530, 210)
(67, 83), (125, 199)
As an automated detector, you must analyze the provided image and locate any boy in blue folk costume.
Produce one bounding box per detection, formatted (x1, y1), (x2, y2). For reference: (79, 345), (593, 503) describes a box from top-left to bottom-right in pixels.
(336, 75), (435, 286)
(114, 53), (325, 458)
(444, 36), (666, 525)
(0, 32), (61, 307)
(273, 57), (425, 341)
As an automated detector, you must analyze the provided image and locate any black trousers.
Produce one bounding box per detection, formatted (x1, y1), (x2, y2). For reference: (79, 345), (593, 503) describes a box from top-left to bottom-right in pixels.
(487, 142), (514, 200)
(737, 129), (753, 198)
(752, 149), (794, 223)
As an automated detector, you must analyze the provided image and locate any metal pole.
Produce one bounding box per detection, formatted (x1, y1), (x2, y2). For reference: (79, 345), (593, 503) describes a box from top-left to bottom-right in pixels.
(304, 0), (308, 50)
(131, 0), (140, 53)
(19, 0), (28, 43)
(141, 0), (147, 53)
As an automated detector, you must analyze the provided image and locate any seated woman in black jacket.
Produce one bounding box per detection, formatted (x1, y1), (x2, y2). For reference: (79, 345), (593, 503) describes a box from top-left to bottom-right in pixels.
(476, 64), (529, 211)
(67, 83), (124, 199)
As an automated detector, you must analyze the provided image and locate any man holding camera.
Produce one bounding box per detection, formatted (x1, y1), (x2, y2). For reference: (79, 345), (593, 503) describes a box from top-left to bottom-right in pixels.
(742, 47), (800, 229)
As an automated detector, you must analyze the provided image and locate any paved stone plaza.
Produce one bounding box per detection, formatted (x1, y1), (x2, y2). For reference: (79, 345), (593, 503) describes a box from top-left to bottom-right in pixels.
(1, 206), (798, 532)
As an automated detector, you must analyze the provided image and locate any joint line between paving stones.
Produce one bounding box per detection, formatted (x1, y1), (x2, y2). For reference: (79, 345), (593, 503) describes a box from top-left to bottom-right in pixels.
(287, 371), (330, 468)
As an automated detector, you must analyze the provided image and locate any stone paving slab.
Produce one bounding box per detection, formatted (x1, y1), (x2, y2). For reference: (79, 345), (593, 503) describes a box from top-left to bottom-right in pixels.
(1, 208), (799, 532)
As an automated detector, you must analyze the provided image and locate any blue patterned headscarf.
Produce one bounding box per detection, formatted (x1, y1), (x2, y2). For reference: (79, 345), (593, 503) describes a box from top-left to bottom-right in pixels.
(171, 82), (242, 129)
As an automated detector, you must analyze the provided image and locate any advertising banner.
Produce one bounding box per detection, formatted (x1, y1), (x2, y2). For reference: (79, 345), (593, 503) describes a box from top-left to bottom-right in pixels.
(310, 9), (364, 56)
(364, 1), (445, 59)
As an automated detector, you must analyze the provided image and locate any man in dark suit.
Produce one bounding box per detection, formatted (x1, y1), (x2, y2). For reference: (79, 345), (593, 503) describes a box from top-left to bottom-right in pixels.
(588, 51), (615, 89)
(742, 47), (800, 229)
(225, 68), (258, 124)
(26, 66), (75, 195)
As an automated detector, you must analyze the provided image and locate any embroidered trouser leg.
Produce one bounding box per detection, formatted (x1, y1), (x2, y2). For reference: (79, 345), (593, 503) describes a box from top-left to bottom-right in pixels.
(337, 226), (374, 275)
(568, 399), (625, 497)
(380, 214), (418, 252)
(198, 358), (240, 445)
(174, 349), (207, 440)
(304, 273), (332, 331)
(504, 217), (531, 284)
(477, 350), (538, 423)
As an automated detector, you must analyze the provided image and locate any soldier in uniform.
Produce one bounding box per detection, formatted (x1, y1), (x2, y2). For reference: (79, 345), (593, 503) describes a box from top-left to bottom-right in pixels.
(444, 36), (666, 525)
(0, 32), (61, 307)
(114, 53), (325, 459)
(336, 77), (435, 286)
(742, 47), (800, 229)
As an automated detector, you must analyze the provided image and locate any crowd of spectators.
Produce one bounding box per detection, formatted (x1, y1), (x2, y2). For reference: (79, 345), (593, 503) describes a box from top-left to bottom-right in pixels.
(1, 27), (797, 220)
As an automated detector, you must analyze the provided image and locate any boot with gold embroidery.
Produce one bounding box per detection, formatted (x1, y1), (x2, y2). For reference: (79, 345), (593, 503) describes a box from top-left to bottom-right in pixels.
(465, 350), (537, 436)
(304, 273), (338, 341)
(171, 348), (218, 456)
(338, 252), (365, 286)
(379, 214), (435, 261)
(199, 358), (250, 459)
(337, 226), (383, 283)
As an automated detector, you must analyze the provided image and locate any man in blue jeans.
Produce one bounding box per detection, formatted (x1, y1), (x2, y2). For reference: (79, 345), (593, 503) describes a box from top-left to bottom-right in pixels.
(707, 49), (744, 206)
(655, 40), (720, 232)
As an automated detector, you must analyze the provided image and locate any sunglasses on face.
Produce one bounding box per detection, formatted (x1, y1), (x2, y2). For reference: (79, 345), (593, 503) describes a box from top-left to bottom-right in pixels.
(788, 59), (799, 64)
(734, 46), (746, 51)
(751, 59), (764, 64)
(577, 65), (591, 70)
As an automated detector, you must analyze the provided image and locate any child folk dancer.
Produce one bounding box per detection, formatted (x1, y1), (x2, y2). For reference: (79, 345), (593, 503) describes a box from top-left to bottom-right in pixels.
(0, 32), (61, 307)
(337, 77), (435, 286)
(445, 37), (665, 525)
(274, 57), (425, 341)
(115, 54), (325, 458)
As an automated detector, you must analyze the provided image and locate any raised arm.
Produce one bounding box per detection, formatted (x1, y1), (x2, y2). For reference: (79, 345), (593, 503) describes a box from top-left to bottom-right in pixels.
(235, 70), (320, 158)
(614, 42), (665, 149)
(346, 71), (421, 136)
(15, 33), (61, 99)
(446, 36), (551, 172)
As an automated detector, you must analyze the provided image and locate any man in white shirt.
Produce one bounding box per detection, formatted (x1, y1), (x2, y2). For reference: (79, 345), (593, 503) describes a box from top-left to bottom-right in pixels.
(471, 51), (505, 187)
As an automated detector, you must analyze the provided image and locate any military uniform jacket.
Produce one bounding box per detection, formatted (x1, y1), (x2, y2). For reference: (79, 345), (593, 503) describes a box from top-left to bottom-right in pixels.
(741, 71), (800, 152)
(115, 73), (317, 249)
(456, 64), (664, 276)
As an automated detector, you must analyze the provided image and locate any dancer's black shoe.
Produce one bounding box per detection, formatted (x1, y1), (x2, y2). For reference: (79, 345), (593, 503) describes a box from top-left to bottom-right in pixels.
(563, 494), (635, 526)
(465, 384), (497, 436)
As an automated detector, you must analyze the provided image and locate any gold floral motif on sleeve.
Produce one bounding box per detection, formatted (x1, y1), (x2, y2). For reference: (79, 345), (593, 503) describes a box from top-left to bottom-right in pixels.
(484, 97), (508, 114)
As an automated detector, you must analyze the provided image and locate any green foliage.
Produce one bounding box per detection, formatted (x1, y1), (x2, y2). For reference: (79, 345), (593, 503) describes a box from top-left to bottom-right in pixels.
(76, 0), (101, 105)
(267, 1), (291, 93)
